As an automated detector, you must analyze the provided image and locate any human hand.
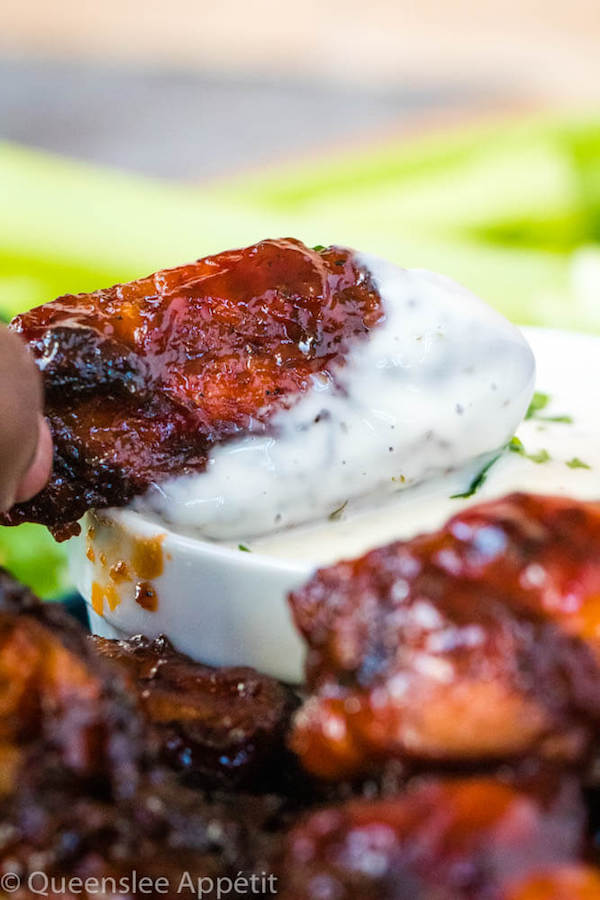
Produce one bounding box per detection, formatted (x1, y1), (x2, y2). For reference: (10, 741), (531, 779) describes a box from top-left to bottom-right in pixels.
(0, 328), (53, 512)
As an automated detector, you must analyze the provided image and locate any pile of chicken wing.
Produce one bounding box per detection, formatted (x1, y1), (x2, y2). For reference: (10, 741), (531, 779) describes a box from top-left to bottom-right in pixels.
(2, 493), (600, 898)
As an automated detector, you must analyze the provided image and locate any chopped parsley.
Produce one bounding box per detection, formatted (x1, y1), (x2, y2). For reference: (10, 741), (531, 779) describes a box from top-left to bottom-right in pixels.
(450, 426), (555, 501)
(329, 500), (348, 521)
(527, 448), (551, 464)
(525, 391), (572, 424)
(238, 544), (251, 552)
(509, 436), (550, 464)
(450, 454), (501, 499)
(540, 414), (573, 424)
(508, 436), (526, 454)
(566, 457), (591, 469)
(526, 392), (550, 419)
(312, 244), (326, 252)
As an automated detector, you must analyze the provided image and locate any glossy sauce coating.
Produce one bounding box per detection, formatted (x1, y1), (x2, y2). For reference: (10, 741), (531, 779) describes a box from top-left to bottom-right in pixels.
(507, 866), (600, 900)
(3, 239), (381, 537)
(0, 565), (598, 896)
(93, 633), (298, 788)
(280, 776), (584, 900)
(290, 493), (600, 779)
(0, 570), (289, 887)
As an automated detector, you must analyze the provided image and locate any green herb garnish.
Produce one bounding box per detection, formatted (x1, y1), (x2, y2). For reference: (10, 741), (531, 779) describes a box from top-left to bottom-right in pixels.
(329, 500), (348, 520)
(525, 391), (572, 424)
(566, 457), (591, 469)
(238, 544), (251, 552)
(539, 414), (573, 424)
(508, 435), (550, 463)
(527, 448), (551, 464)
(508, 436), (526, 455)
(451, 454), (501, 499)
(526, 392), (550, 419)
(312, 244), (326, 252)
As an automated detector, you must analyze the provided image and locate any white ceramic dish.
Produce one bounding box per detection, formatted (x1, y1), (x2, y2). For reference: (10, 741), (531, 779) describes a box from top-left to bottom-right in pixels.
(69, 327), (600, 682)
(69, 509), (309, 683)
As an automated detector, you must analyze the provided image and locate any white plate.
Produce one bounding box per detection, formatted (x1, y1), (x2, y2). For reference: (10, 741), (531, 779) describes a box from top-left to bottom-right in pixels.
(69, 326), (600, 682)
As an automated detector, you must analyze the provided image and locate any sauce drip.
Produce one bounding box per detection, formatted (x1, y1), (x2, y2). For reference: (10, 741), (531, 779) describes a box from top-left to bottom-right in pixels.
(135, 582), (158, 612)
(131, 535), (165, 580)
(86, 516), (165, 617)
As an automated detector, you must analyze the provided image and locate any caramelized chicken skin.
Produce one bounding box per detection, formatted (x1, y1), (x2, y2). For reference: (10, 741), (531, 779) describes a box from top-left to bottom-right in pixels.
(507, 866), (600, 899)
(1, 239), (382, 539)
(279, 776), (585, 899)
(0, 571), (285, 892)
(0, 549), (599, 896)
(0, 570), (146, 796)
(92, 633), (299, 789)
(290, 493), (600, 779)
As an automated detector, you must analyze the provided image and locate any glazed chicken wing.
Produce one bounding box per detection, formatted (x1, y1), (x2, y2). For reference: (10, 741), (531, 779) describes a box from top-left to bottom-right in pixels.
(0, 570), (146, 797)
(290, 493), (600, 779)
(92, 633), (299, 789)
(0, 571), (285, 892)
(279, 775), (585, 900)
(1, 556), (600, 896)
(507, 866), (600, 900)
(1, 239), (381, 539)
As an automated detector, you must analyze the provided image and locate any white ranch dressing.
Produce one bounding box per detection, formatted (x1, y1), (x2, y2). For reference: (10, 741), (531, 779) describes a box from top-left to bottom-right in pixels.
(249, 328), (600, 564)
(131, 255), (535, 541)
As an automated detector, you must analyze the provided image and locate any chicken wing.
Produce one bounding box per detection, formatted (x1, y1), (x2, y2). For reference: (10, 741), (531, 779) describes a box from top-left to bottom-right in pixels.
(0, 570), (146, 796)
(1, 239), (381, 539)
(507, 866), (600, 900)
(0, 562), (598, 897)
(290, 493), (600, 779)
(0, 571), (284, 892)
(92, 633), (299, 789)
(279, 775), (585, 899)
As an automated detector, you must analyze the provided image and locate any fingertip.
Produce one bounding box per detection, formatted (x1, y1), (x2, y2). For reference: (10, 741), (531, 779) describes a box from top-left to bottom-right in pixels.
(14, 415), (53, 504)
